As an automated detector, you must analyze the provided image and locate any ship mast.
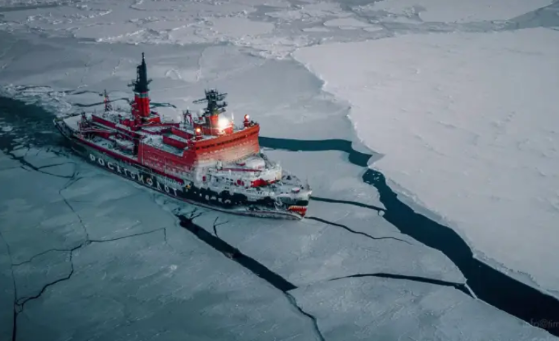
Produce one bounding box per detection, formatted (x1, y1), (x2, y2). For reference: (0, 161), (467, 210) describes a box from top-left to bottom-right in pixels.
(128, 53), (152, 121)
(103, 89), (113, 112)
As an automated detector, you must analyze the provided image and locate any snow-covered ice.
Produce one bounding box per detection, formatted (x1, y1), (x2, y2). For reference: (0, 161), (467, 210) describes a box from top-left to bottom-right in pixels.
(361, 0), (554, 23)
(182, 175), (464, 286)
(0, 149), (317, 341)
(293, 27), (559, 296)
(290, 277), (557, 340)
(0, 144), (530, 340)
(2, 0), (559, 339)
(323, 17), (374, 30)
(264, 149), (383, 206)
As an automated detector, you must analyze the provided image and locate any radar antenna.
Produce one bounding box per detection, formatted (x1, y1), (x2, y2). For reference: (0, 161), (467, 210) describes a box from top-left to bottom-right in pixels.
(193, 89), (228, 116)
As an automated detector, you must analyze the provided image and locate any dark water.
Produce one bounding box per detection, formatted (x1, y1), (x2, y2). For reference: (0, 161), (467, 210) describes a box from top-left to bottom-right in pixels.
(260, 137), (559, 337)
(1, 97), (558, 337)
(176, 214), (296, 292)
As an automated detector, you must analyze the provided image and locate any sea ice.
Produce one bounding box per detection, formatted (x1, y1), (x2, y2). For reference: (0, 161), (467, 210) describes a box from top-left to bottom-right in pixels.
(290, 276), (557, 340)
(264, 149), (383, 207)
(0, 150), (317, 341)
(293, 27), (559, 296)
(184, 197), (465, 286)
(1, 0), (559, 337)
(359, 0), (553, 23)
(323, 17), (374, 30)
(0, 224), (13, 341)
(210, 17), (275, 38)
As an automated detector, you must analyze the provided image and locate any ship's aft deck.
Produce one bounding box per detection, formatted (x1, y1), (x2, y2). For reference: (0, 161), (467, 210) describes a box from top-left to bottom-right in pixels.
(63, 114), (82, 130)
(90, 136), (139, 160)
(165, 133), (189, 144)
(143, 135), (185, 156)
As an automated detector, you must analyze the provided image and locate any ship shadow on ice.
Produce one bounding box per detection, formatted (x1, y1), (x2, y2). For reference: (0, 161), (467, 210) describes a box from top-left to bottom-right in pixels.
(2, 95), (559, 337)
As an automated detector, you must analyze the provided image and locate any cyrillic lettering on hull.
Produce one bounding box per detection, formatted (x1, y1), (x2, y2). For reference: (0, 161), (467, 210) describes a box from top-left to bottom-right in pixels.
(88, 153), (180, 198)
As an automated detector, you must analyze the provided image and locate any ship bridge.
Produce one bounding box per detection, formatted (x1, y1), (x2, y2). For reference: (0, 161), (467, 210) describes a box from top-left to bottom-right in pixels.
(138, 114), (260, 174)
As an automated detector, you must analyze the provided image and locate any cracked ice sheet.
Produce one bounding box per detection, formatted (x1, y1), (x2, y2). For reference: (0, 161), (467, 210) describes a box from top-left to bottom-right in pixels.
(52, 162), (180, 241)
(0, 154), (85, 264)
(0, 148), (19, 171)
(182, 196), (464, 287)
(264, 149), (382, 207)
(17, 226), (316, 341)
(0, 147), (172, 260)
(1, 150), (316, 341)
(20, 147), (71, 167)
(293, 28), (559, 296)
(290, 277), (556, 341)
(0, 0), (274, 44)
(13, 250), (70, 301)
(360, 0), (553, 23)
(0, 35), (350, 140)
(0, 0), (352, 60)
(264, 2), (345, 22)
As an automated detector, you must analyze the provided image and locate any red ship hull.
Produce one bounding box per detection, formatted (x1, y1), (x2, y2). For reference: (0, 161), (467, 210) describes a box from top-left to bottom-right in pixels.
(52, 53), (311, 219)
(54, 116), (309, 220)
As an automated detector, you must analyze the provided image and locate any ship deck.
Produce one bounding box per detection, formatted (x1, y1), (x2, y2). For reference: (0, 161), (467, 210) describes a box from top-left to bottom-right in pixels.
(90, 136), (139, 160)
(143, 134), (185, 156)
(164, 132), (190, 144)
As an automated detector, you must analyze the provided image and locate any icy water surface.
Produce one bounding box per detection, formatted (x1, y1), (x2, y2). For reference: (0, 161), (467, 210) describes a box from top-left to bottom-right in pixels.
(1, 96), (559, 338)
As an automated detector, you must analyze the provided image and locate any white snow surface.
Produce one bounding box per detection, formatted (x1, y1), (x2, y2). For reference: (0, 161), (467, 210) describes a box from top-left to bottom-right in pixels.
(293, 28), (559, 295)
(362, 0), (553, 23)
(323, 17), (374, 30)
(2, 0), (559, 339)
(0, 144), (547, 339)
(290, 277), (557, 341)
(179, 150), (463, 286)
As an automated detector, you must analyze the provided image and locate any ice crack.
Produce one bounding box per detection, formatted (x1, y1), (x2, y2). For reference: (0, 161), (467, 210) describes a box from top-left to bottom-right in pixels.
(284, 292), (325, 341)
(88, 228), (167, 244)
(15, 244), (80, 309)
(59, 173), (89, 240)
(311, 196), (385, 214)
(212, 216), (229, 237)
(10, 227), (167, 341)
(307, 216), (411, 244)
(7, 151), (74, 179)
(11, 248), (74, 267)
(176, 211), (296, 292)
(328, 273), (472, 297)
(36, 161), (76, 170)
(176, 211), (324, 340)
(14, 228), (167, 306)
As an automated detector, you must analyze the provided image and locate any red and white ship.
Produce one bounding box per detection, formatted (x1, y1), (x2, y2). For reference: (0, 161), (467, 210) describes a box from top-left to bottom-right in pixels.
(54, 53), (311, 219)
